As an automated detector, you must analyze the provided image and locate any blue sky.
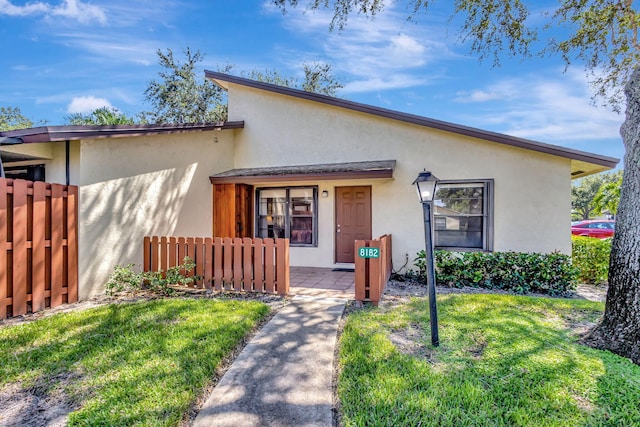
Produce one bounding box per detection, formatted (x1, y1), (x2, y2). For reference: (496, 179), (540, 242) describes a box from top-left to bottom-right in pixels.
(0, 0), (624, 161)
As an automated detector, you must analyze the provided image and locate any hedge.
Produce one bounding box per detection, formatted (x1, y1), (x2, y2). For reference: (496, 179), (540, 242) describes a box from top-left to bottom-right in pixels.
(571, 236), (611, 285)
(412, 250), (577, 296)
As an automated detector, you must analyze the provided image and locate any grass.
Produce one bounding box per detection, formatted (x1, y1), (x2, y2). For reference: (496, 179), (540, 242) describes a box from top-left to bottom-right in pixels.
(0, 298), (270, 426)
(338, 294), (640, 426)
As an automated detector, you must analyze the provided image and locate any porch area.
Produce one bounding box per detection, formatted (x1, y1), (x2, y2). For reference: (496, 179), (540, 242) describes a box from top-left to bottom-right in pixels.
(289, 267), (355, 299)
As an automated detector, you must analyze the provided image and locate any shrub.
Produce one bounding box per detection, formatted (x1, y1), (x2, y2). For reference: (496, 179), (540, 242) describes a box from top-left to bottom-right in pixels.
(105, 257), (198, 296)
(571, 236), (611, 285)
(413, 250), (577, 296)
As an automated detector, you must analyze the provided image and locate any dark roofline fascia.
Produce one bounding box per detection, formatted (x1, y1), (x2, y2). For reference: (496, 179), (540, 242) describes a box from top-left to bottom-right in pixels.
(0, 122), (245, 143)
(0, 136), (24, 145)
(205, 70), (619, 169)
(210, 169), (394, 184)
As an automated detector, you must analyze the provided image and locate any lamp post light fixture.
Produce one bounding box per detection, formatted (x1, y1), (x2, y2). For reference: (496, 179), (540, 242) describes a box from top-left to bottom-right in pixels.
(412, 170), (440, 346)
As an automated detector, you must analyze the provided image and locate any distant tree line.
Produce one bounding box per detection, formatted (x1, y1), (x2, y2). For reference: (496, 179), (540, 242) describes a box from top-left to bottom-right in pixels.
(571, 170), (623, 221)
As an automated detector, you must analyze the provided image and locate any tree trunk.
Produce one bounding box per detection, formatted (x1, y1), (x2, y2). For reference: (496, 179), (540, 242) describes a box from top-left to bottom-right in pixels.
(583, 67), (640, 364)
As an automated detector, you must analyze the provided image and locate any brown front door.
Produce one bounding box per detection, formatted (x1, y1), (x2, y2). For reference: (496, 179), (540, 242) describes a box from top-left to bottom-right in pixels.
(335, 186), (372, 263)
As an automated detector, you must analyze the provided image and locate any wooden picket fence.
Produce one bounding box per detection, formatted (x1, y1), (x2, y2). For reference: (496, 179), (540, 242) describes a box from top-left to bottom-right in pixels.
(355, 234), (392, 306)
(0, 178), (79, 319)
(143, 236), (290, 295)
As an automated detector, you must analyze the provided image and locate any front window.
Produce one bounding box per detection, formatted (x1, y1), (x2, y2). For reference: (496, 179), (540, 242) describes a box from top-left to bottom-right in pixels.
(434, 180), (493, 251)
(256, 187), (317, 246)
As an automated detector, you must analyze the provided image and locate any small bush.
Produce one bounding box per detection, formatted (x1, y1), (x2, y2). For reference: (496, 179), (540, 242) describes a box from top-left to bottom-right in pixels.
(413, 250), (577, 296)
(105, 257), (198, 296)
(572, 236), (611, 285)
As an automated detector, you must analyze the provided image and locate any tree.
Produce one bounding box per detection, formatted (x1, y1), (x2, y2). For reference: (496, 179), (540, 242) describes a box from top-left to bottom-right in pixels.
(243, 62), (343, 97)
(144, 47), (344, 124)
(301, 63), (344, 96)
(142, 47), (228, 124)
(571, 171), (621, 220)
(0, 106), (33, 130)
(65, 107), (137, 125)
(272, 0), (640, 363)
(593, 173), (623, 218)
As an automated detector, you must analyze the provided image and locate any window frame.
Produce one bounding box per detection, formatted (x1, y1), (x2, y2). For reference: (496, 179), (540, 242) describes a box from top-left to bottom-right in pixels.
(433, 179), (494, 252)
(255, 186), (318, 247)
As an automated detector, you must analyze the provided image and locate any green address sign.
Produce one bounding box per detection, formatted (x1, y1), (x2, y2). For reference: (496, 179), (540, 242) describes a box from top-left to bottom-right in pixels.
(358, 247), (380, 259)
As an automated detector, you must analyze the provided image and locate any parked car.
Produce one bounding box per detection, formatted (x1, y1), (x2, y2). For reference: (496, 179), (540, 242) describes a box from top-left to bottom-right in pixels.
(571, 220), (615, 238)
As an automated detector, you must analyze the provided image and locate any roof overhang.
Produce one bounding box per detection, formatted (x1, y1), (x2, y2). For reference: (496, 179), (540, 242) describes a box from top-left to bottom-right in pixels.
(210, 160), (396, 184)
(0, 122), (245, 143)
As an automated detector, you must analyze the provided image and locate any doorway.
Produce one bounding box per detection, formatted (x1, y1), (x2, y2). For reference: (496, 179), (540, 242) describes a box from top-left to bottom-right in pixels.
(335, 186), (372, 263)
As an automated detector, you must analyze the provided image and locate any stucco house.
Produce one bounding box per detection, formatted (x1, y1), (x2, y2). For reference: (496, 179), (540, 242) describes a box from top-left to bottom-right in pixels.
(0, 72), (618, 298)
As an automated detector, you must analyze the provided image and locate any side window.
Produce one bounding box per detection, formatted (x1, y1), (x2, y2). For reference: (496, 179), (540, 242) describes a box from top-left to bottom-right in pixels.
(433, 180), (493, 251)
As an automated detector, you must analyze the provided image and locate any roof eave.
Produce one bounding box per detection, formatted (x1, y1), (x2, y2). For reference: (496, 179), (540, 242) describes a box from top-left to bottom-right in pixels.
(210, 170), (394, 184)
(0, 122), (245, 143)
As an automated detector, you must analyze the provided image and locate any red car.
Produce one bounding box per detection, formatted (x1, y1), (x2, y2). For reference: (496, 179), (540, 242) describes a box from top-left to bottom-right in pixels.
(571, 220), (615, 238)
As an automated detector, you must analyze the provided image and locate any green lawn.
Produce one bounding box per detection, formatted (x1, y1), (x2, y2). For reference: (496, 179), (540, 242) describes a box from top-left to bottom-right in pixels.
(0, 298), (270, 426)
(338, 294), (640, 426)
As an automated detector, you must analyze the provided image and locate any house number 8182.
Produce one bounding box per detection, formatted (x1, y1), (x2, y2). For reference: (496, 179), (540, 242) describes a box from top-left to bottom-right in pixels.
(358, 247), (380, 258)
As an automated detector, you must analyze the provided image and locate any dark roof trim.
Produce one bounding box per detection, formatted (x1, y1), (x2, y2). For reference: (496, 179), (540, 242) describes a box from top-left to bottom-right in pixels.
(0, 122), (244, 143)
(0, 136), (24, 145)
(210, 160), (396, 184)
(206, 71), (619, 169)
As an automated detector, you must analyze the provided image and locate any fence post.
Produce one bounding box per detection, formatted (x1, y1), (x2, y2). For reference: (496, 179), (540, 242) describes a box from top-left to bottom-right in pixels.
(242, 237), (253, 291)
(213, 237), (223, 290)
(51, 184), (65, 307)
(32, 182), (46, 311)
(66, 185), (79, 303)
(0, 179), (7, 319)
(354, 239), (367, 303)
(13, 180), (28, 316)
(354, 234), (393, 306)
(264, 238), (275, 293)
(368, 240), (382, 306)
(276, 238), (289, 295)
(160, 236), (168, 276)
(195, 237), (204, 288)
(253, 238), (264, 292)
(204, 237), (213, 290)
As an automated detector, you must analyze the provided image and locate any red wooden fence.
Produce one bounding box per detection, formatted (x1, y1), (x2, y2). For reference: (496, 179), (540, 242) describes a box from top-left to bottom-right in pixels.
(0, 178), (79, 320)
(355, 234), (392, 306)
(143, 236), (290, 295)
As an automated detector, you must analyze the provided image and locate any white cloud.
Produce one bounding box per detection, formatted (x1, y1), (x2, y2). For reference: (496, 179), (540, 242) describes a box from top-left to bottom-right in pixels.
(455, 81), (520, 103)
(344, 74), (428, 93)
(268, 1), (455, 93)
(56, 34), (158, 65)
(67, 96), (112, 113)
(0, 0), (106, 24)
(51, 0), (107, 24)
(0, 0), (49, 15)
(453, 69), (622, 144)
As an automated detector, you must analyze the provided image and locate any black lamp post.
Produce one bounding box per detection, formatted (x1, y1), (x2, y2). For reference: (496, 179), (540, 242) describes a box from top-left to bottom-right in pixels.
(412, 170), (440, 346)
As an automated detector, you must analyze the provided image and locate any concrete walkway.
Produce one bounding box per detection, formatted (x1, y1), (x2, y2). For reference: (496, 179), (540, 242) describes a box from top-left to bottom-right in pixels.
(192, 294), (347, 427)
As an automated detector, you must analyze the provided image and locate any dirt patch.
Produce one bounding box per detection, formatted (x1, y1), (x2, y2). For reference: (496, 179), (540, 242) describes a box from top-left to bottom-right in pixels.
(0, 370), (84, 427)
(387, 322), (437, 361)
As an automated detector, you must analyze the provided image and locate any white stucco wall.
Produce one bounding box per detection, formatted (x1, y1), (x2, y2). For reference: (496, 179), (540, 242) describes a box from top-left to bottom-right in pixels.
(227, 84), (572, 272)
(46, 140), (81, 185)
(0, 140), (81, 185)
(76, 131), (234, 298)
